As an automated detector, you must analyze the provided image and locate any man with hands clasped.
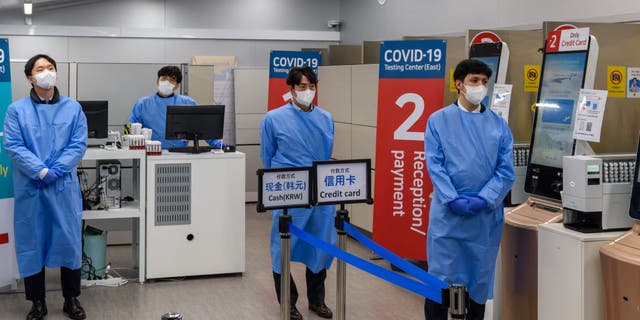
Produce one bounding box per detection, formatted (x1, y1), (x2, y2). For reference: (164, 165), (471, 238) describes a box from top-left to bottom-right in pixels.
(423, 59), (515, 320)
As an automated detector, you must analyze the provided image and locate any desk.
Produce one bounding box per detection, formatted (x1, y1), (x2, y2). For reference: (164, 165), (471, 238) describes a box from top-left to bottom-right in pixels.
(81, 148), (146, 282)
(145, 151), (245, 279)
(538, 223), (625, 320)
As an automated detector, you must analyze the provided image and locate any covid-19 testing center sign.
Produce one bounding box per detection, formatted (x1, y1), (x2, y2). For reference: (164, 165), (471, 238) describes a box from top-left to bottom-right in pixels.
(373, 39), (447, 261)
(0, 38), (18, 286)
(267, 50), (321, 111)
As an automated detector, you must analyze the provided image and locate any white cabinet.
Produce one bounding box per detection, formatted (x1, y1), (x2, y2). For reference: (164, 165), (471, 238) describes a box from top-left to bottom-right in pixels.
(146, 152), (245, 279)
(81, 148), (146, 282)
(538, 223), (624, 320)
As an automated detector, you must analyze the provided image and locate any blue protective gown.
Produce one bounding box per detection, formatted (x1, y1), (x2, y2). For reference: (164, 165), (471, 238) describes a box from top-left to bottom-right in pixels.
(260, 102), (336, 274)
(129, 93), (221, 149)
(3, 91), (88, 278)
(424, 103), (514, 304)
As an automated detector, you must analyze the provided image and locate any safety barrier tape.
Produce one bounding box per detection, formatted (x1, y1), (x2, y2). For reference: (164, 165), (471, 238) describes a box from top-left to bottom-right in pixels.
(343, 222), (447, 290)
(289, 224), (444, 303)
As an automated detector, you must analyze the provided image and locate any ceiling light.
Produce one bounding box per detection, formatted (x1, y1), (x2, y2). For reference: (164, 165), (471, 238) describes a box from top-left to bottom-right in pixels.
(24, 2), (33, 15)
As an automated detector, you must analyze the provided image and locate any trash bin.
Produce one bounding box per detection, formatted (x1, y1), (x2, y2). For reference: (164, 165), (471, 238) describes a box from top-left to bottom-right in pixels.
(82, 225), (108, 279)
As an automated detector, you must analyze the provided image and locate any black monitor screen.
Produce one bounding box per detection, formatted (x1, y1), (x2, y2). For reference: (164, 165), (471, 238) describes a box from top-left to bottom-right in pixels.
(79, 100), (108, 139)
(469, 42), (502, 108)
(524, 49), (589, 200)
(630, 135), (640, 220)
(165, 105), (225, 141)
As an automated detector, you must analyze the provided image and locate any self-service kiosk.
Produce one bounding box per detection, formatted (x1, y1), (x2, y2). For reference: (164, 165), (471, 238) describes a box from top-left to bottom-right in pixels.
(599, 135), (640, 320)
(502, 28), (599, 320)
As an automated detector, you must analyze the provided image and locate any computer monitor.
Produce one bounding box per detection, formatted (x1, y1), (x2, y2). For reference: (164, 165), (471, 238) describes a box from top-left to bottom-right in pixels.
(79, 100), (108, 139)
(629, 135), (640, 220)
(165, 105), (225, 153)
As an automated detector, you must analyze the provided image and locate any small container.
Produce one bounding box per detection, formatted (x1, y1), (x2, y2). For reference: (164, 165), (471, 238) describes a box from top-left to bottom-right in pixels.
(145, 140), (162, 156)
(128, 135), (146, 150)
(130, 122), (142, 135)
(141, 128), (153, 140)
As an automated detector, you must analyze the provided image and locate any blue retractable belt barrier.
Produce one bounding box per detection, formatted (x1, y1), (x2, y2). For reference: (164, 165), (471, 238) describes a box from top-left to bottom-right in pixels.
(289, 224), (444, 303)
(343, 222), (447, 291)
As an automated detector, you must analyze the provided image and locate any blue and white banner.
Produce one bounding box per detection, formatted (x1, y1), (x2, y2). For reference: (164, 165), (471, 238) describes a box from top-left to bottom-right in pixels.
(267, 50), (321, 110)
(0, 38), (18, 286)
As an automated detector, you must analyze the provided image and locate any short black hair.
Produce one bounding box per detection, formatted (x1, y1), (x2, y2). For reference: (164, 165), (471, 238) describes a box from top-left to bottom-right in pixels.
(157, 66), (182, 84)
(453, 59), (493, 83)
(286, 66), (317, 87)
(24, 54), (57, 77)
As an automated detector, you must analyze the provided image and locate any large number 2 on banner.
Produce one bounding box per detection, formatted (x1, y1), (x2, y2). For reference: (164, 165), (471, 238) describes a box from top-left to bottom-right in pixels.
(394, 93), (425, 141)
(0, 49), (4, 63)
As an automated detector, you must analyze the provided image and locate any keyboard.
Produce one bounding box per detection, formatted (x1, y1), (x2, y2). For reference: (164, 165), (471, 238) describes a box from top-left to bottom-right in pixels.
(168, 146), (213, 154)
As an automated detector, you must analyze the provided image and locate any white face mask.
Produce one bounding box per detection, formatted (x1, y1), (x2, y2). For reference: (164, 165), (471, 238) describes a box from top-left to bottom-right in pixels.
(462, 84), (487, 106)
(293, 89), (315, 107)
(33, 70), (57, 90)
(158, 80), (175, 97)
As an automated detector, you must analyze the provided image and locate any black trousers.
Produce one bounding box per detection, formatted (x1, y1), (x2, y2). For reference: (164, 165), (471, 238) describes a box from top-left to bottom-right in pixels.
(424, 297), (486, 320)
(24, 267), (81, 301)
(273, 267), (326, 306)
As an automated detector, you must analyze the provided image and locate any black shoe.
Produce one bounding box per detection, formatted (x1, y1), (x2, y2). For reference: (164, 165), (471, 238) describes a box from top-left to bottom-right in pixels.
(309, 302), (333, 318)
(26, 299), (47, 320)
(63, 297), (86, 320)
(290, 305), (304, 320)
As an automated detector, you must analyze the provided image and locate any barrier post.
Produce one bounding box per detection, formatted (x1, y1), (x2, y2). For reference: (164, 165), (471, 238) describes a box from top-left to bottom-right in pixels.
(335, 204), (349, 320)
(443, 284), (468, 319)
(279, 209), (292, 320)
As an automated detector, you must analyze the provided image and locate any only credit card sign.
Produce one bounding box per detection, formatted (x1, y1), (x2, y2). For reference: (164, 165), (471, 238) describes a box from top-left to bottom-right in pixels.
(546, 27), (589, 53)
(257, 168), (311, 211)
(314, 159), (372, 205)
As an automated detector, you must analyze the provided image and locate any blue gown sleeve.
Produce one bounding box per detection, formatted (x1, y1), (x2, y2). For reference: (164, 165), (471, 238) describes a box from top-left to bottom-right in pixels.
(3, 106), (47, 180)
(477, 124), (515, 209)
(326, 118), (334, 159)
(50, 110), (88, 174)
(260, 115), (276, 168)
(424, 117), (459, 204)
(129, 100), (143, 124)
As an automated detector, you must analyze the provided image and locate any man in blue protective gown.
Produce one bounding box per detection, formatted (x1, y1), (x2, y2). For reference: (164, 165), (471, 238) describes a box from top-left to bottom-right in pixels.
(129, 65), (221, 149)
(423, 59), (515, 320)
(260, 66), (335, 320)
(4, 54), (88, 320)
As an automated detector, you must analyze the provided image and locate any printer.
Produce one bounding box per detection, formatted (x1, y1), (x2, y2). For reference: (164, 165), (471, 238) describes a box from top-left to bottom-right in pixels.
(562, 154), (636, 232)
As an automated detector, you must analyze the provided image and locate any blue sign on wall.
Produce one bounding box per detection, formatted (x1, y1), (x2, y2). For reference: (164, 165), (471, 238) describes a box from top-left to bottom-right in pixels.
(379, 40), (446, 79)
(268, 50), (321, 79)
(0, 38), (13, 199)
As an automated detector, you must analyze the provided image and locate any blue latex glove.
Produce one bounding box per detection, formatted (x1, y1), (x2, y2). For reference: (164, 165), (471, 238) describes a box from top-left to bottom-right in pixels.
(448, 197), (476, 216)
(41, 168), (61, 186)
(461, 195), (487, 213)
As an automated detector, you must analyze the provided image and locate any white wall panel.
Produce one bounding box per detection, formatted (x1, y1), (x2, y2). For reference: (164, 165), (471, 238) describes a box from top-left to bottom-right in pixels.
(234, 68), (268, 114)
(332, 122), (352, 160)
(236, 114), (264, 145)
(318, 65), (351, 123)
(351, 125), (377, 170)
(351, 64), (378, 127)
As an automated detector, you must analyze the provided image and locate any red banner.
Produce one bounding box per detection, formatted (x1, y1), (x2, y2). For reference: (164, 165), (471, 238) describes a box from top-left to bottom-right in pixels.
(373, 40), (447, 260)
(0, 233), (7, 245)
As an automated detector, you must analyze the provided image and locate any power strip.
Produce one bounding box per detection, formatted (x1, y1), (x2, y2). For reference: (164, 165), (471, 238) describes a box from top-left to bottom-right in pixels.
(81, 277), (127, 287)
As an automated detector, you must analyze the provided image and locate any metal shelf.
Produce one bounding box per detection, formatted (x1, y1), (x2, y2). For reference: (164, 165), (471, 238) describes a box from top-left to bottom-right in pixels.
(82, 201), (142, 219)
